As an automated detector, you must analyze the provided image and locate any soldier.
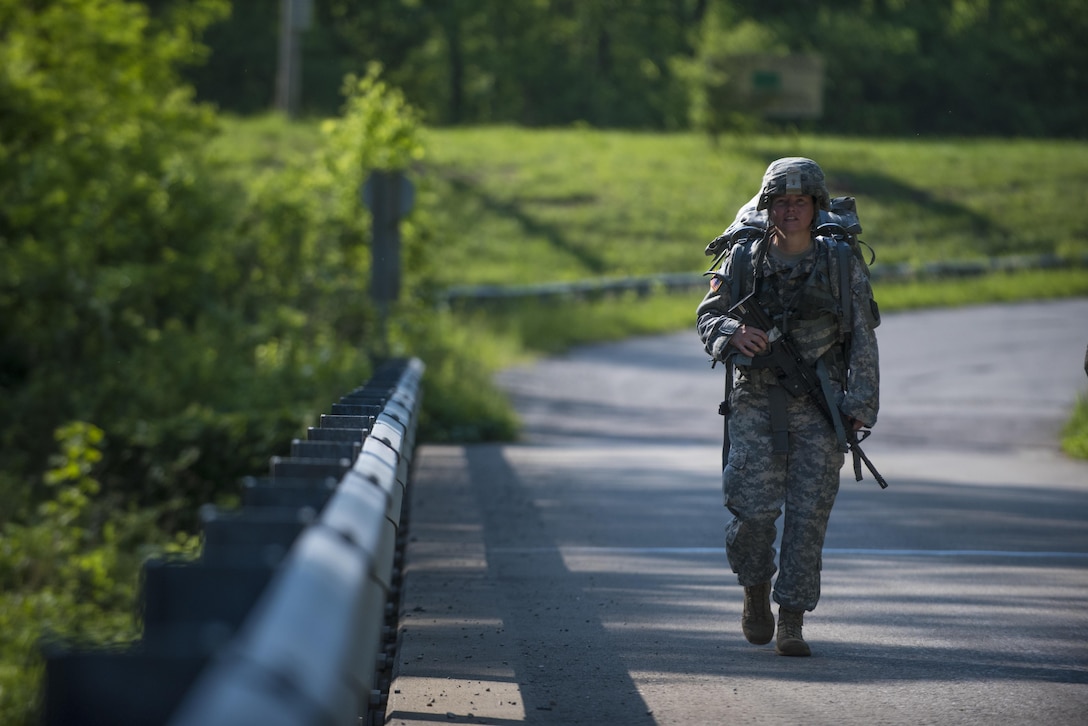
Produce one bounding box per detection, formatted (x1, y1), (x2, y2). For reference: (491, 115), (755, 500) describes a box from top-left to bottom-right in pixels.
(696, 157), (881, 656)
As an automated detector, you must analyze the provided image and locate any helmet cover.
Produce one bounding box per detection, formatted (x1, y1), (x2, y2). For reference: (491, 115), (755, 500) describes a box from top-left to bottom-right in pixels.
(756, 157), (830, 211)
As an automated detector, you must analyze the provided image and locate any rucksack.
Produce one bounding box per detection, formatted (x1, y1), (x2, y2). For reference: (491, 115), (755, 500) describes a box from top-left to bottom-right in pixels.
(705, 193), (874, 276)
(703, 193), (877, 339)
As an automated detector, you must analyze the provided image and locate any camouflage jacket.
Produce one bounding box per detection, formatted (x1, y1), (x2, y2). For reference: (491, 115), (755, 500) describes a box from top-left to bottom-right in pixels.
(696, 234), (881, 427)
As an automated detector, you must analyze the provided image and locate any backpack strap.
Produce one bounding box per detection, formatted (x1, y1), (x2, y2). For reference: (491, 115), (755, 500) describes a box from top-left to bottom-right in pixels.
(835, 239), (853, 343)
(730, 238), (753, 303)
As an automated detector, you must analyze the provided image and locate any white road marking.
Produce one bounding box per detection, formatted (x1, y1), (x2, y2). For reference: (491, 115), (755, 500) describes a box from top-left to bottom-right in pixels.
(491, 546), (1088, 559)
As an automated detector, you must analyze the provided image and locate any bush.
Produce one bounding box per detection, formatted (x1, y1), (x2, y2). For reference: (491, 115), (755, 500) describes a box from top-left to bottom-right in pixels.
(0, 0), (233, 512)
(0, 4), (515, 522)
(0, 422), (199, 725)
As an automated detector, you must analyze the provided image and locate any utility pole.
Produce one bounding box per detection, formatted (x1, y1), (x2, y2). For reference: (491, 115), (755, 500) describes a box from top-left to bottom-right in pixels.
(275, 0), (312, 117)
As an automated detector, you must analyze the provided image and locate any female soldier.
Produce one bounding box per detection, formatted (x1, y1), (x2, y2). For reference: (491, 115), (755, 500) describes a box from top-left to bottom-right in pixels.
(696, 157), (880, 656)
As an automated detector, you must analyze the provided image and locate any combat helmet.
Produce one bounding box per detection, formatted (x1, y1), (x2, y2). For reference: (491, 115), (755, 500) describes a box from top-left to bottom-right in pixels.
(755, 157), (830, 211)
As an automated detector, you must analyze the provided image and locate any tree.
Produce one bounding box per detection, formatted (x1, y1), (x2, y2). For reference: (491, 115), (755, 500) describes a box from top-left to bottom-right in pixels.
(0, 0), (231, 509)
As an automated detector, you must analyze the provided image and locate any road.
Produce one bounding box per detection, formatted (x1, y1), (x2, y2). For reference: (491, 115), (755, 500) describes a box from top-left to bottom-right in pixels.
(384, 299), (1088, 726)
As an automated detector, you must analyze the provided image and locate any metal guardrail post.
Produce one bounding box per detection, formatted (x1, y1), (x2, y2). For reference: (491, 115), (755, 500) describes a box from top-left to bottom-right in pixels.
(167, 357), (424, 726)
(39, 357), (424, 726)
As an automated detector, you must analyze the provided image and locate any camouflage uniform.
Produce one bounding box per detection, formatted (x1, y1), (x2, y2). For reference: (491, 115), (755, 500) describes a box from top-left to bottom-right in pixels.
(696, 171), (880, 614)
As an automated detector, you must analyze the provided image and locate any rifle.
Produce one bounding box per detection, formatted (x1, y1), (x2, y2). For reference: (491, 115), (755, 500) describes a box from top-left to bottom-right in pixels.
(729, 291), (888, 489)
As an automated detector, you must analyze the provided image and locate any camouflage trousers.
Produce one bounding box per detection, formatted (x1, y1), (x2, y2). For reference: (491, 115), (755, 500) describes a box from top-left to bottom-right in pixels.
(722, 377), (844, 612)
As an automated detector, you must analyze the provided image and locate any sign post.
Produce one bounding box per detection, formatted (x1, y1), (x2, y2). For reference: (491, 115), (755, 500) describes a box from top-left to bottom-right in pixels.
(362, 171), (415, 352)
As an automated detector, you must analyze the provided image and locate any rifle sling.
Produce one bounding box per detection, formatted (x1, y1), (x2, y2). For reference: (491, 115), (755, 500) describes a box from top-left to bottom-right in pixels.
(767, 385), (790, 455)
(737, 353), (850, 463)
(816, 358), (850, 453)
(720, 360), (733, 471)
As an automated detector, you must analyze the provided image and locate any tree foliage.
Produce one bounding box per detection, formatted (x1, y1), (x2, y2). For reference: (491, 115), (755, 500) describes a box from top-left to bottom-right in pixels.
(0, 3), (482, 713)
(751, 0), (1088, 137)
(0, 2), (449, 524)
(0, 421), (199, 724)
(191, 0), (1086, 137)
(0, 0), (233, 507)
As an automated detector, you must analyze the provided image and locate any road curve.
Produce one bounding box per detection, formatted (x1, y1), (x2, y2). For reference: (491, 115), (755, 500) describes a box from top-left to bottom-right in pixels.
(385, 299), (1088, 726)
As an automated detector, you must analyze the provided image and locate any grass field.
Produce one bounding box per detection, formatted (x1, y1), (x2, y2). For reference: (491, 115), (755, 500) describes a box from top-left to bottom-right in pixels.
(419, 126), (1088, 288)
(211, 116), (1088, 455)
(213, 117), (1088, 289)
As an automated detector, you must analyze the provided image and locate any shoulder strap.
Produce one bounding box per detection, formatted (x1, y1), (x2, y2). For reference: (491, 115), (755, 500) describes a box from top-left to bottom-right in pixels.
(836, 240), (852, 339)
(730, 240), (751, 303)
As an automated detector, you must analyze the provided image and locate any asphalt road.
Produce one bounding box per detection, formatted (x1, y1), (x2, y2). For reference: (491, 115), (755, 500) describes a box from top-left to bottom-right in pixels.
(385, 299), (1088, 726)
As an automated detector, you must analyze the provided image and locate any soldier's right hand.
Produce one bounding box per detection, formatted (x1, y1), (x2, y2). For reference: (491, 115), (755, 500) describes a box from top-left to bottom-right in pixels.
(729, 325), (769, 357)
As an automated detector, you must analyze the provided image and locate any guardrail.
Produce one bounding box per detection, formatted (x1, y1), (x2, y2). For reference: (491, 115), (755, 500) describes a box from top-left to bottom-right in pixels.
(40, 357), (425, 726)
(439, 253), (1088, 307)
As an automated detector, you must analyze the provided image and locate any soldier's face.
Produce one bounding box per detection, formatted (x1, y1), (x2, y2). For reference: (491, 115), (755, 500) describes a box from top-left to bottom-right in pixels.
(769, 194), (814, 234)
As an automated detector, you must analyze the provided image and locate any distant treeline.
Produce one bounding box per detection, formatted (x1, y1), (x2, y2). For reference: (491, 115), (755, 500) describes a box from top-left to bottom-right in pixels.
(167, 0), (1087, 137)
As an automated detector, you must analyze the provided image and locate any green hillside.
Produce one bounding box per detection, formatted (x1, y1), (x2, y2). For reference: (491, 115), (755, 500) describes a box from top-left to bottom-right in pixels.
(420, 127), (1088, 288)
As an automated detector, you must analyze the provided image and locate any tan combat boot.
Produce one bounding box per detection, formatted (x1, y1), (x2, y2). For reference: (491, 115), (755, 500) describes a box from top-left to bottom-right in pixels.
(775, 608), (811, 656)
(741, 581), (775, 644)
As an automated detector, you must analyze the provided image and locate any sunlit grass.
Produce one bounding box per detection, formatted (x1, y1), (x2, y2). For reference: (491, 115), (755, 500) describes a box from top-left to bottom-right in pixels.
(214, 117), (1088, 456)
(208, 113), (325, 182)
(213, 119), (1088, 287)
(421, 127), (1088, 287)
(872, 267), (1088, 310)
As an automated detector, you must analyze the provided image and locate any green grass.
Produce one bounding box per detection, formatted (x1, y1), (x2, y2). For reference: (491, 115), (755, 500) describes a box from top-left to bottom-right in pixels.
(1064, 395), (1088, 459)
(208, 113), (326, 180)
(872, 268), (1088, 310)
(212, 117), (1088, 457)
(420, 127), (1088, 288)
(214, 119), (1088, 289)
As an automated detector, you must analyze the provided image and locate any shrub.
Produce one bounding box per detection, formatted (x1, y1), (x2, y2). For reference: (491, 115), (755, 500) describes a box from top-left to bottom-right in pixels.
(0, 422), (199, 725)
